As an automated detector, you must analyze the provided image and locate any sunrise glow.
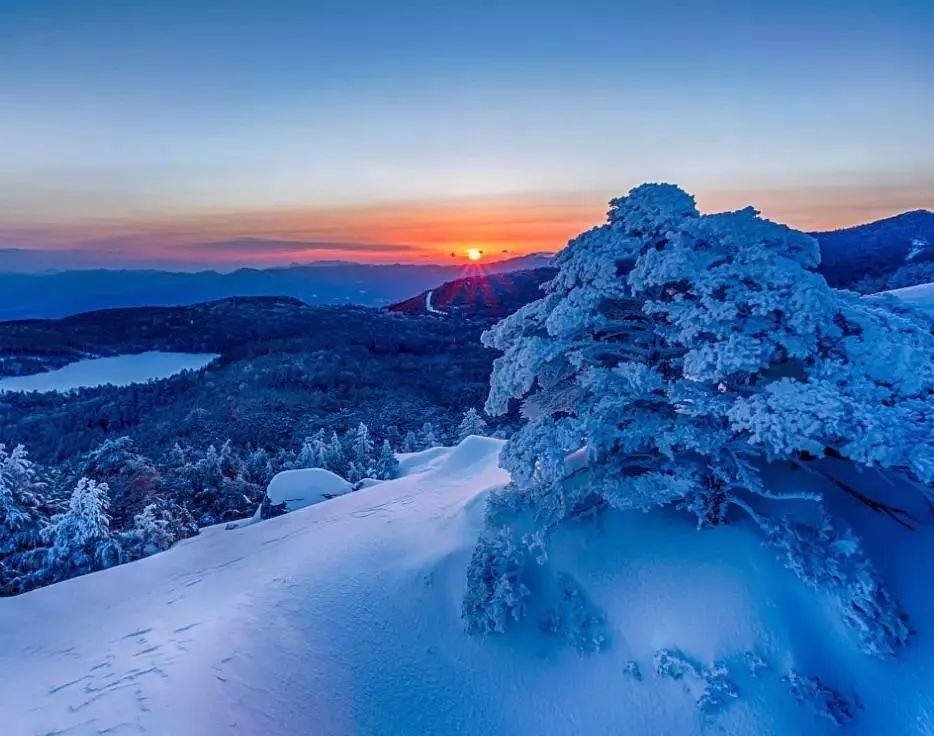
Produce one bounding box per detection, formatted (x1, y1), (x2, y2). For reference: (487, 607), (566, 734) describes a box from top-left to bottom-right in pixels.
(466, 248), (483, 261)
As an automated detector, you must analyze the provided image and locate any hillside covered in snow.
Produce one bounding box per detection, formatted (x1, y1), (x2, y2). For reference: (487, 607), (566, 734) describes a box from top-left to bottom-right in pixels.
(2, 437), (932, 735)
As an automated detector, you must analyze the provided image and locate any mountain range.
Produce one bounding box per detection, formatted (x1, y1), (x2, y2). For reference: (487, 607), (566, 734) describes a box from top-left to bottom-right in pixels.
(1, 208), (933, 321)
(0, 253), (554, 320)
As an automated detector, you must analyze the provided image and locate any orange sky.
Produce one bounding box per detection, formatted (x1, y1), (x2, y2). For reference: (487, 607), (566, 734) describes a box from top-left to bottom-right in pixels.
(3, 184), (932, 267)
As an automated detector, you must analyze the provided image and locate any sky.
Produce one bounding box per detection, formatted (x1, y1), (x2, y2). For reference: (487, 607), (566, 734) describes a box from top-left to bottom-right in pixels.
(1, 0), (933, 267)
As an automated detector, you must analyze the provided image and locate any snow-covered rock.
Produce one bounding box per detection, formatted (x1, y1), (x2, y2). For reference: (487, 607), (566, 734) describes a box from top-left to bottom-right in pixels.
(2, 436), (934, 735)
(265, 467), (352, 512)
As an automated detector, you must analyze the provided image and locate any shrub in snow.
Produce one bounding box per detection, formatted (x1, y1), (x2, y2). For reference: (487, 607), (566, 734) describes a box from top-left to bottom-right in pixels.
(118, 501), (193, 559)
(462, 527), (531, 635)
(539, 573), (610, 654)
(654, 649), (739, 714)
(764, 513), (910, 656)
(457, 408), (488, 441)
(468, 182), (933, 656)
(782, 670), (860, 726)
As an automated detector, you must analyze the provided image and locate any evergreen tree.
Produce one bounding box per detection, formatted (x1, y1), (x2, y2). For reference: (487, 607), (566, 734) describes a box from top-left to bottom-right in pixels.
(324, 431), (345, 470)
(346, 460), (366, 483)
(457, 408), (488, 441)
(296, 436), (320, 469)
(419, 422), (439, 449)
(352, 422), (375, 471)
(373, 440), (400, 480)
(467, 183), (932, 656)
(119, 502), (187, 558)
(80, 436), (160, 526)
(0, 444), (47, 593)
(402, 430), (419, 453)
(42, 478), (121, 583)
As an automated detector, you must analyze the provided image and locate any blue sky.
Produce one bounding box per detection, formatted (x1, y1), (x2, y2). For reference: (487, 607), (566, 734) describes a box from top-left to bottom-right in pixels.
(1, 0), (932, 263)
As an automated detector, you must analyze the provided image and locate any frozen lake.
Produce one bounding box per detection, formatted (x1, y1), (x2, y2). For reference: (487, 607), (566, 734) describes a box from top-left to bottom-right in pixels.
(0, 351), (218, 393)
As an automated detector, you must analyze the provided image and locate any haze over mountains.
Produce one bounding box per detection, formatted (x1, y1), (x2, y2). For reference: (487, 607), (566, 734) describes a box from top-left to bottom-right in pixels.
(0, 209), (932, 321)
(0, 253), (553, 320)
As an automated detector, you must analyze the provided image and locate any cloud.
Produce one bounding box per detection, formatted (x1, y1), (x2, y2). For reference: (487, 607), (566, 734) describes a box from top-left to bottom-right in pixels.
(178, 238), (417, 254)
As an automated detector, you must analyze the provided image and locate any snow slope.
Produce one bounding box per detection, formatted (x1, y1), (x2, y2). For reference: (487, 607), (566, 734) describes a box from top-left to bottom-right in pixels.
(0, 351), (218, 393)
(883, 281), (934, 314)
(2, 437), (933, 735)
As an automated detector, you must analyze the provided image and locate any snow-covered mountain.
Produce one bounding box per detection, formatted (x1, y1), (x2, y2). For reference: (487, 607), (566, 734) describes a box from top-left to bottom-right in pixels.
(814, 209), (934, 291)
(0, 255), (553, 321)
(3, 436), (933, 735)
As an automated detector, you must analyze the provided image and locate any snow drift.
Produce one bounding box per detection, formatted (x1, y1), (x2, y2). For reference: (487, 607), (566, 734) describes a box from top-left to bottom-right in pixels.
(265, 467), (352, 512)
(2, 436), (933, 735)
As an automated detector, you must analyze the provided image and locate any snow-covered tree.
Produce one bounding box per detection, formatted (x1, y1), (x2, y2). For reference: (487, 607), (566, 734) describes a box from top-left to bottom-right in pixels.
(402, 430), (419, 453)
(119, 503), (179, 558)
(0, 444), (47, 593)
(245, 447), (275, 485)
(466, 183), (934, 656)
(346, 460), (366, 483)
(352, 422), (375, 470)
(80, 437), (160, 526)
(457, 408), (488, 441)
(419, 422), (439, 449)
(323, 431), (345, 470)
(295, 435), (320, 469)
(373, 440), (400, 480)
(41, 478), (121, 583)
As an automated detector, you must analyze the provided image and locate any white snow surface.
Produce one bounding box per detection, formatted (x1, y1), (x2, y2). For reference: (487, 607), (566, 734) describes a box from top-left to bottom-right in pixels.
(2, 436), (933, 735)
(425, 289), (444, 314)
(0, 351), (218, 393)
(266, 468), (352, 511)
(883, 281), (934, 314)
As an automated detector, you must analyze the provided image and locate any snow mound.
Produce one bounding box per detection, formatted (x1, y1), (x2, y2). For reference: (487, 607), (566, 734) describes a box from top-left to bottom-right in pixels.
(266, 467), (352, 511)
(2, 437), (933, 735)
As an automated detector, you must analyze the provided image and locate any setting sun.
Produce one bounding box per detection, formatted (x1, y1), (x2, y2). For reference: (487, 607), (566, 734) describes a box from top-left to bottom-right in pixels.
(466, 247), (483, 261)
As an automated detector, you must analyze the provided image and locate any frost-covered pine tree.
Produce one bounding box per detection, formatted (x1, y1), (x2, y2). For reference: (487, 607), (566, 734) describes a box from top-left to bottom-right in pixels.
(0, 444), (48, 593)
(353, 422), (375, 470)
(373, 440), (400, 480)
(323, 431), (345, 471)
(457, 408), (488, 440)
(80, 436), (160, 525)
(402, 430), (419, 453)
(419, 422), (439, 449)
(41, 478), (122, 583)
(296, 436), (320, 469)
(119, 503), (178, 558)
(466, 183), (933, 656)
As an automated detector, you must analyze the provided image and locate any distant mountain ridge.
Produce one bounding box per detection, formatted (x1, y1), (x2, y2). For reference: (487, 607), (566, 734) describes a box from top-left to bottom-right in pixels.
(812, 209), (934, 291)
(389, 267), (556, 318)
(0, 253), (553, 321)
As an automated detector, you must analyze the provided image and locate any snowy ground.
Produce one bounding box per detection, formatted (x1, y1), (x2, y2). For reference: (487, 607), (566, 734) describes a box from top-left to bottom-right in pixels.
(883, 281), (934, 314)
(2, 437), (933, 735)
(0, 352), (218, 393)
